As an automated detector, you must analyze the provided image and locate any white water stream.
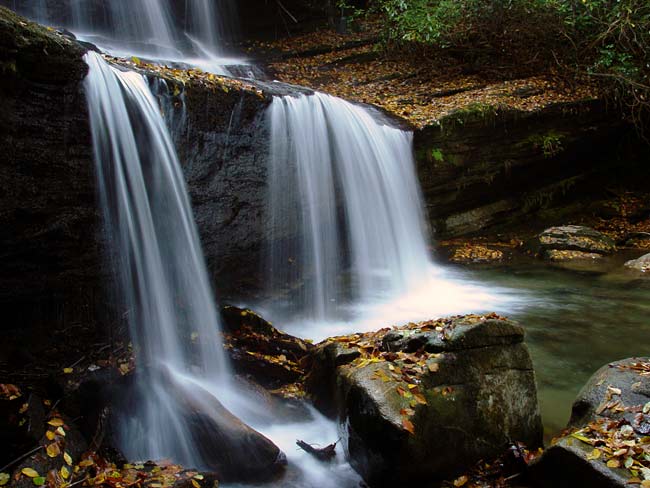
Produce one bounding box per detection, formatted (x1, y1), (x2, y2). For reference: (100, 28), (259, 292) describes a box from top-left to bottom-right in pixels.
(12, 0), (243, 73)
(84, 51), (362, 486)
(265, 92), (515, 342)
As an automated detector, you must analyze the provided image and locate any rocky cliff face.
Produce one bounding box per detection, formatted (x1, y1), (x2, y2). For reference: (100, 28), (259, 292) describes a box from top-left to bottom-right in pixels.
(0, 7), (305, 341)
(0, 8), (97, 332)
(414, 102), (628, 238)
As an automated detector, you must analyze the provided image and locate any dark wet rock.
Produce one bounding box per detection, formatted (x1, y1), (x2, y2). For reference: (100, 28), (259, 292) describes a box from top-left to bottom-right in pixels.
(624, 253), (650, 272)
(11, 409), (88, 488)
(305, 315), (543, 486)
(0, 388), (46, 466)
(414, 103), (632, 239)
(625, 232), (650, 249)
(0, 7), (312, 338)
(531, 225), (616, 258)
(530, 357), (650, 488)
(221, 306), (313, 389)
(113, 368), (285, 482)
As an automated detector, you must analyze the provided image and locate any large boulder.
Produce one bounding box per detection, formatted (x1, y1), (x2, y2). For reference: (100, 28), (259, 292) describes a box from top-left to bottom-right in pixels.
(113, 369), (286, 482)
(305, 314), (543, 487)
(530, 357), (650, 488)
(624, 253), (650, 273)
(531, 225), (616, 259)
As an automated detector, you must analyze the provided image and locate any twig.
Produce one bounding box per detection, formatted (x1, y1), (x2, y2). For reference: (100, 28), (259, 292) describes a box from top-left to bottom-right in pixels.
(296, 439), (339, 461)
(67, 356), (86, 370)
(0, 445), (43, 473)
(276, 0), (298, 23)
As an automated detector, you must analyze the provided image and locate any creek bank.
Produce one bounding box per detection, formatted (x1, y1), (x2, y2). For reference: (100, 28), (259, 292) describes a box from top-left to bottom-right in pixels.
(305, 314), (543, 487)
(530, 357), (650, 488)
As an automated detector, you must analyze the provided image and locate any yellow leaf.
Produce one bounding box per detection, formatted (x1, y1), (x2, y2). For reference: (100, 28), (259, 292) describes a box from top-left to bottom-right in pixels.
(428, 362), (439, 372)
(586, 448), (601, 460)
(21, 468), (39, 478)
(570, 433), (593, 445)
(607, 459), (620, 468)
(56, 427), (66, 437)
(131, 56), (141, 65)
(191, 480), (201, 488)
(46, 431), (56, 441)
(63, 368), (73, 374)
(46, 443), (61, 458)
(193, 474), (204, 480)
(0, 473), (9, 486)
(60, 466), (70, 480)
(79, 458), (94, 467)
(47, 418), (64, 427)
(454, 475), (469, 487)
(19, 403), (29, 414)
(64, 452), (72, 466)
(413, 393), (427, 405)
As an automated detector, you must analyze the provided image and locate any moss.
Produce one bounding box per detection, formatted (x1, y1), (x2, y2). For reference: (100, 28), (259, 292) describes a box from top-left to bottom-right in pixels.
(526, 130), (566, 158)
(440, 102), (499, 133)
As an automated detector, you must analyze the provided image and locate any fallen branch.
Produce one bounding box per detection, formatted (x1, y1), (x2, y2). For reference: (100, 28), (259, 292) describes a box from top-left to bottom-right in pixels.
(296, 439), (338, 461)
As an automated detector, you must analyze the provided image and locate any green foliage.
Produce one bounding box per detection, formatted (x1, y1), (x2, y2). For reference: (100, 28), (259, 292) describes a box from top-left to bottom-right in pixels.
(528, 131), (565, 158)
(430, 148), (444, 162)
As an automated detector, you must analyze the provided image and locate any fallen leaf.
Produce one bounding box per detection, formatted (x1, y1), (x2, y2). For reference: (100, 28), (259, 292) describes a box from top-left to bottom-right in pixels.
(63, 452), (72, 466)
(46, 443), (60, 458)
(47, 418), (64, 427)
(21, 468), (39, 478)
(402, 418), (415, 435)
(0, 473), (9, 486)
(60, 466), (69, 479)
(63, 368), (73, 374)
(32, 477), (45, 486)
(454, 475), (469, 487)
(586, 448), (601, 460)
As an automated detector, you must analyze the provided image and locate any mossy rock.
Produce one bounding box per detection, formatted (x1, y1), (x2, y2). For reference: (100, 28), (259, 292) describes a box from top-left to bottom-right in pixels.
(305, 315), (543, 487)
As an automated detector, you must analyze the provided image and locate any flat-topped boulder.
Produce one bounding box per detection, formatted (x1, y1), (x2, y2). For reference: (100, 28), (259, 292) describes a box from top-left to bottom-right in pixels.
(531, 225), (616, 259)
(305, 314), (543, 487)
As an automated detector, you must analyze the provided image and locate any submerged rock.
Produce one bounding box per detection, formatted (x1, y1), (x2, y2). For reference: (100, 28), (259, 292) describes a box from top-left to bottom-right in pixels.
(532, 225), (616, 258)
(545, 249), (603, 261)
(114, 370), (286, 483)
(530, 357), (650, 488)
(624, 253), (650, 272)
(305, 314), (543, 486)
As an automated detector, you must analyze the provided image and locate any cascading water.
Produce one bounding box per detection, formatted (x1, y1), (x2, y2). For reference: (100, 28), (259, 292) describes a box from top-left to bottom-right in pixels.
(11, 0), (241, 73)
(268, 92), (430, 317)
(84, 50), (362, 487)
(266, 92), (512, 340)
(84, 50), (231, 465)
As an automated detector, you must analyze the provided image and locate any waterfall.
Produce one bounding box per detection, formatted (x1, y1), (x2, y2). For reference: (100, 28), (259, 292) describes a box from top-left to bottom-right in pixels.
(11, 0), (239, 72)
(266, 92), (509, 340)
(267, 92), (432, 321)
(84, 51), (229, 465)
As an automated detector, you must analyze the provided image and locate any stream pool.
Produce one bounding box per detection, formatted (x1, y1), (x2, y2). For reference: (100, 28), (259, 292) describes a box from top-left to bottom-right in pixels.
(467, 251), (650, 435)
